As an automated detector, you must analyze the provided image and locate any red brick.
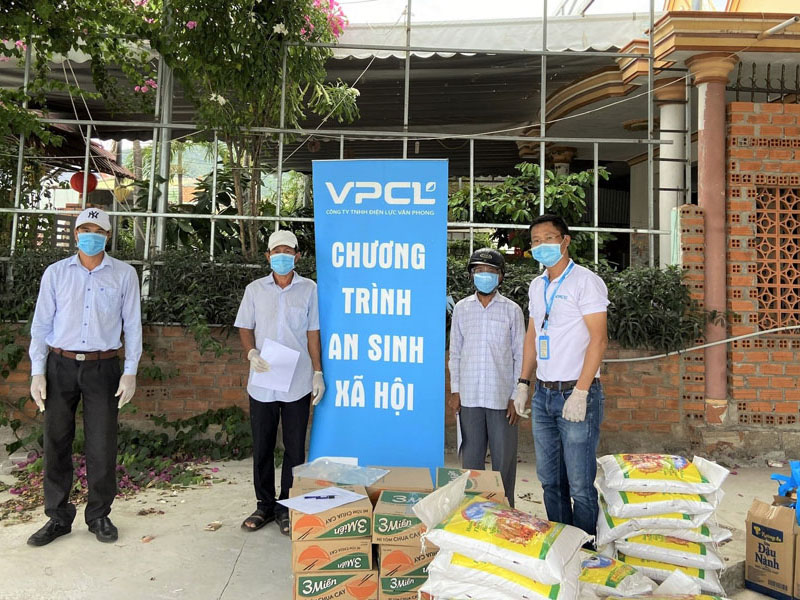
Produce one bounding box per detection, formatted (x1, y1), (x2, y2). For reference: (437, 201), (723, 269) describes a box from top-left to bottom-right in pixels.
(780, 162), (800, 173)
(728, 276), (755, 286)
(621, 423), (646, 432)
(222, 388), (245, 402)
(749, 401), (772, 412)
(161, 326), (184, 337)
(185, 399), (210, 412)
(785, 104), (800, 114)
(761, 389), (784, 401)
(657, 411), (681, 423)
(759, 364), (785, 375)
(773, 351), (795, 362)
(601, 422), (620, 432)
(771, 377), (796, 388)
(744, 351), (769, 362)
(633, 409), (656, 422)
(189, 375), (216, 387)
(170, 388), (195, 399)
(747, 377), (770, 387)
(763, 162), (781, 172)
(746, 114), (771, 124)
(768, 148), (794, 159)
(729, 148), (754, 158)
(604, 409), (632, 422)
(728, 101), (755, 112)
(785, 364), (800, 376)
(738, 161), (763, 171)
(732, 388), (757, 400)
(648, 423), (674, 434)
(616, 399), (640, 409)
(786, 390), (800, 402)
(759, 125), (783, 135)
(158, 399), (186, 412)
(760, 103), (784, 113)
(729, 125), (755, 135)
(774, 403), (799, 414)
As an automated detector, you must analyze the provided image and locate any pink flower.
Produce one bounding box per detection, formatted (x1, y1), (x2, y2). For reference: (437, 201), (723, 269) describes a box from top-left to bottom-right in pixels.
(15, 40), (27, 51)
(186, 21), (197, 29)
(141, 85), (149, 93)
(146, 79), (158, 88)
(134, 85), (141, 92)
(144, 17), (155, 23)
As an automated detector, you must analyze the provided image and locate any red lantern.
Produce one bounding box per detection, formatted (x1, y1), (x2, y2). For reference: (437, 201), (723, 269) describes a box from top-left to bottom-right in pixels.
(70, 172), (98, 194)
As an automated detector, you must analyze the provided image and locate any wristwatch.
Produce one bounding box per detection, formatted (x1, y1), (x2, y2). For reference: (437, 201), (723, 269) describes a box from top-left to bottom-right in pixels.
(518, 378), (531, 385)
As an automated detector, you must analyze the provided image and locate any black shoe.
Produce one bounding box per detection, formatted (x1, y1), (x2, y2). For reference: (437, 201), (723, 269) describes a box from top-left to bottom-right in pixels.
(87, 516), (118, 543)
(27, 519), (72, 547)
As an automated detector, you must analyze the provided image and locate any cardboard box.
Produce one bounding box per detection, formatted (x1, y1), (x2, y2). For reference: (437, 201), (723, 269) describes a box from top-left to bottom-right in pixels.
(294, 569), (378, 600)
(378, 575), (428, 600)
(372, 491), (428, 546)
(366, 467), (434, 504)
(289, 484), (373, 541)
(293, 539), (374, 572)
(745, 498), (797, 600)
(435, 467), (504, 499)
(379, 545), (438, 577)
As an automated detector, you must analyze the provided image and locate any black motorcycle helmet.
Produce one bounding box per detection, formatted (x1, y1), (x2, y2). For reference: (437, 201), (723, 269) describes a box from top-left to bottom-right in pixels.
(467, 247), (505, 274)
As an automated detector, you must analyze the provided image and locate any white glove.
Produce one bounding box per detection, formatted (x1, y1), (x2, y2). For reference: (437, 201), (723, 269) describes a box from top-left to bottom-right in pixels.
(512, 382), (530, 419)
(312, 371), (325, 406)
(562, 388), (588, 422)
(30, 374), (47, 413)
(247, 348), (270, 373)
(115, 374), (137, 409)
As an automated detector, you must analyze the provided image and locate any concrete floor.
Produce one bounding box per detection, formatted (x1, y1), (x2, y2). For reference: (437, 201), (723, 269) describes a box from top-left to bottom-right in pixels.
(0, 451), (782, 600)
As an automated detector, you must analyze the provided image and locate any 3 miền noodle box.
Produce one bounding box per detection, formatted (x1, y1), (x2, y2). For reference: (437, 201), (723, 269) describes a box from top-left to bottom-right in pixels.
(292, 538), (374, 572)
(366, 467), (433, 504)
(294, 569), (379, 600)
(373, 491), (428, 546)
(435, 467), (504, 499)
(745, 498), (796, 599)
(289, 483), (373, 541)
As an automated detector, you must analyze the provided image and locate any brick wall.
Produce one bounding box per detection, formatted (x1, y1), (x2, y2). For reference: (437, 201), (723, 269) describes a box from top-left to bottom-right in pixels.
(726, 101), (800, 427)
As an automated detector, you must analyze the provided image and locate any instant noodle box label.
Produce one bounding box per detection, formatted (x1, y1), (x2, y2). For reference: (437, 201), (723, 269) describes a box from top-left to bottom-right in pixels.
(289, 484), (373, 541)
(294, 569), (379, 600)
(378, 575), (428, 600)
(372, 491), (428, 545)
(365, 467), (434, 504)
(379, 545), (438, 577)
(745, 498), (797, 600)
(435, 468), (504, 498)
(292, 538), (374, 572)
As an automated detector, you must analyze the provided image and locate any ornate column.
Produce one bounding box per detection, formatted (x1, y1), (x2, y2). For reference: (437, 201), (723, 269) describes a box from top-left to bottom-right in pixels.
(654, 77), (686, 267)
(685, 52), (738, 414)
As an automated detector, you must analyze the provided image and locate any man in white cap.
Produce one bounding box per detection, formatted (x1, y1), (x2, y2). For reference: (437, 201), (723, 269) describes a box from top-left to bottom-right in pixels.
(235, 229), (325, 536)
(27, 207), (142, 546)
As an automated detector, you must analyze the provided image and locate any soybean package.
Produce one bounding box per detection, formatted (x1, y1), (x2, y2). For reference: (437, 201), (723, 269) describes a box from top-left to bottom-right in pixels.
(597, 455), (729, 495)
(422, 550), (580, 600)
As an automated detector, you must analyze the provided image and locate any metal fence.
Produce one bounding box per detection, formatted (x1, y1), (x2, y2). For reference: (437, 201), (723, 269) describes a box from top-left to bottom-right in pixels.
(2, 0), (670, 281)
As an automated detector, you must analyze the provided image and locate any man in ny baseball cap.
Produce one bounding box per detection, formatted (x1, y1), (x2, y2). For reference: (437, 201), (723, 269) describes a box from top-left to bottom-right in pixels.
(75, 207), (112, 232)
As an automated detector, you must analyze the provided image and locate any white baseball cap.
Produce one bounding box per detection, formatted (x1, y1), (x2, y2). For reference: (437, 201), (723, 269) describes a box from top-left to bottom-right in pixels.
(268, 230), (298, 251)
(75, 207), (111, 231)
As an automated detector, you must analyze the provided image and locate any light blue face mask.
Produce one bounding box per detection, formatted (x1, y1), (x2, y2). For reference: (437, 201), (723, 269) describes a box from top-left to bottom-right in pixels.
(473, 272), (500, 294)
(532, 242), (564, 268)
(77, 232), (107, 256)
(270, 253), (295, 275)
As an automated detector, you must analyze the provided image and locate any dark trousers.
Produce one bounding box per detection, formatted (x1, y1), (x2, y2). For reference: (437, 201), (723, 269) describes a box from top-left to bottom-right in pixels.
(43, 352), (120, 525)
(459, 406), (518, 507)
(250, 394), (311, 516)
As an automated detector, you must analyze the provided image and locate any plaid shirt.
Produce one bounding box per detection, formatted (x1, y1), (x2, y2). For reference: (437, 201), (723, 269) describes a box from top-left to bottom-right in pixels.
(448, 292), (525, 410)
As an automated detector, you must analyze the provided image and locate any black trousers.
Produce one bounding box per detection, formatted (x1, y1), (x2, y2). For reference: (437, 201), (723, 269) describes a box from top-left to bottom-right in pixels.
(249, 394), (311, 516)
(43, 352), (120, 525)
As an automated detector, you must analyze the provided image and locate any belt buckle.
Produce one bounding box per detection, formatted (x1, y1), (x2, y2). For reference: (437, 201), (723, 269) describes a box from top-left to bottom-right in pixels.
(75, 353), (86, 361)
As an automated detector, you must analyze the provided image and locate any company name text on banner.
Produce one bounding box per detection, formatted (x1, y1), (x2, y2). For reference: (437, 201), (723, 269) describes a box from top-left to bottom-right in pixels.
(309, 159), (448, 471)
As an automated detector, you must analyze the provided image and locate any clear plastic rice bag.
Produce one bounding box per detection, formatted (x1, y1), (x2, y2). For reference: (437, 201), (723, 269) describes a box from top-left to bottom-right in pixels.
(579, 550), (656, 597)
(615, 535), (724, 570)
(615, 552), (725, 595)
(597, 476), (723, 519)
(596, 497), (711, 547)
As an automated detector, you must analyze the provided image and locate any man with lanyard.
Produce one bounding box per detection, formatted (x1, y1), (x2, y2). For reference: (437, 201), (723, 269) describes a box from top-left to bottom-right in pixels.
(513, 214), (608, 538)
(448, 248), (524, 506)
(27, 207), (141, 546)
(235, 230), (325, 536)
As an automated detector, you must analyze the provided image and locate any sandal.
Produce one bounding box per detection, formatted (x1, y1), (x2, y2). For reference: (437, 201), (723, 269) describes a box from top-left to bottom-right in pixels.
(276, 512), (291, 536)
(241, 509), (274, 532)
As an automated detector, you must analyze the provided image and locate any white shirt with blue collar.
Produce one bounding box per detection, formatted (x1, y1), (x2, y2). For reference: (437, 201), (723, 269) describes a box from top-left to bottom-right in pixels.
(234, 272), (320, 403)
(29, 253), (143, 376)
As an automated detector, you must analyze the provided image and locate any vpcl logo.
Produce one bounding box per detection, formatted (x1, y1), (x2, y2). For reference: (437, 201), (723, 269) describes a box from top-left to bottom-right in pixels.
(325, 181), (437, 205)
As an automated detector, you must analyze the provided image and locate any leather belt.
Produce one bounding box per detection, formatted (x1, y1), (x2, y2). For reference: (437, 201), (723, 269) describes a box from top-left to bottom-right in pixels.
(537, 377), (599, 392)
(50, 347), (118, 361)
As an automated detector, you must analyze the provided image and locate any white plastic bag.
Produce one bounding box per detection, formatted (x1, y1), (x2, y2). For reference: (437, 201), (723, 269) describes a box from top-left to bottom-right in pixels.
(597, 477), (723, 518)
(578, 550), (656, 597)
(615, 534), (724, 570)
(613, 524), (731, 546)
(655, 569), (702, 594)
(422, 550), (580, 600)
(597, 455), (728, 495)
(596, 498), (711, 547)
(616, 552), (725, 595)
(419, 495), (590, 584)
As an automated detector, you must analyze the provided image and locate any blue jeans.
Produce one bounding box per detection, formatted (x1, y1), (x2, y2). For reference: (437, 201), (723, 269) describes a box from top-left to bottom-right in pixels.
(532, 380), (604, 537)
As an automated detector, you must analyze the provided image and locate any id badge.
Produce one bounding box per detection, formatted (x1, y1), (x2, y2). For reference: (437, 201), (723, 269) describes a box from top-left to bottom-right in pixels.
(538, 335), (550, 360)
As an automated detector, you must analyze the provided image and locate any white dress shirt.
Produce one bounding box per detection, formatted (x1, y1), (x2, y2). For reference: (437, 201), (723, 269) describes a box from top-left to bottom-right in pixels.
(528, 260), (609, 382)
(448, 292), (525, 410)
(234, 273), (320, 403)
(29, 253), (143, 375)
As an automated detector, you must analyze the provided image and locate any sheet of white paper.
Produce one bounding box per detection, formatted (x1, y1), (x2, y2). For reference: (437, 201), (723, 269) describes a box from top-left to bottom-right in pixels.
(456, 412), (463, 456)
(276, 486), (367, 515)
(250, 338), (300, 392)
(316, 456), (359, 466)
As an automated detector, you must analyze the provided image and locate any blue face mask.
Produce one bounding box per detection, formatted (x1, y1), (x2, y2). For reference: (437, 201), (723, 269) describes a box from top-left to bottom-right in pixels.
(473, 272), (500, 294)
(532, 242), (564, 268)
(270, 253), (295, 275)
(77, 232), (107, 256)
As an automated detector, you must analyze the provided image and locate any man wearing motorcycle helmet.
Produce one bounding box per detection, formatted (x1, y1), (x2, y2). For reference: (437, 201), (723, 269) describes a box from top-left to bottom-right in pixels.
(448, 248), (524, 506)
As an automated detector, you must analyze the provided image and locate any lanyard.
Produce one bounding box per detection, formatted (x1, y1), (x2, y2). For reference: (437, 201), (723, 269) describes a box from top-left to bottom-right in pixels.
(541, 261), (575, 331)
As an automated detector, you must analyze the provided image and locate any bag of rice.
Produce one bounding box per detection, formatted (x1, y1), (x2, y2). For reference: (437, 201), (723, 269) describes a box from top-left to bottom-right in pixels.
(614, 524), (731, 546)
(597, 455), (728, 495)
(578, 550), (656, 597)
(615, 535), (724, 570)
(616, 552), (725, 595)
(422, 495), (590, 584)
(422, 550), (580, 600)
(596, 498), (711, 547)
(597, 477), (723, 518)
